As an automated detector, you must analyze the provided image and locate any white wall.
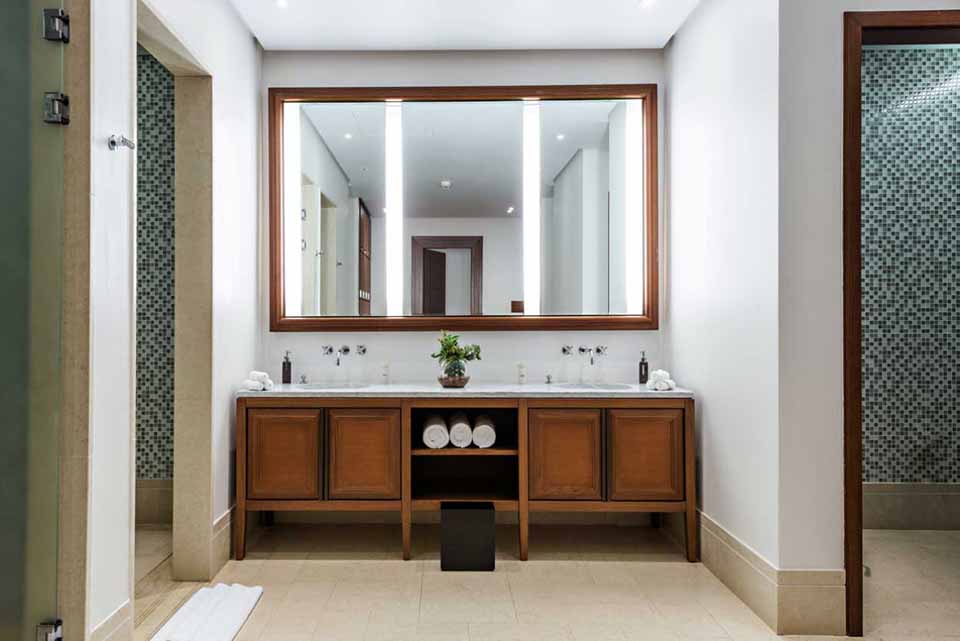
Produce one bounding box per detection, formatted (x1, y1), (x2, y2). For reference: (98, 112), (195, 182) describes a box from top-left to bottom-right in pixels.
(88, 0), (136, 630)
(260, 50), (666, 386)
(664, 0), (781, 565)
(777, 0), (960, 571)
(441, 248), (472, 315)
(145, 0), (262, 525)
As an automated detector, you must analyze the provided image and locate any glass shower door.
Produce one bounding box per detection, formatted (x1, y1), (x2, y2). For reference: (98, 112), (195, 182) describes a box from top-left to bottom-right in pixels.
(0, 1), (65, 639)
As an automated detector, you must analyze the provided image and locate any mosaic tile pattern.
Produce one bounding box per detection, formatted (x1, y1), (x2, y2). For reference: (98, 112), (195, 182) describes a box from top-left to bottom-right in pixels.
(861, 47), (960, 483)
(137, 49), (175, 480)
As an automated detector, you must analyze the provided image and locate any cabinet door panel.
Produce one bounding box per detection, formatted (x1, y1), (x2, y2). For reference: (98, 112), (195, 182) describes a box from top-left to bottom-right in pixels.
(328, 409), (401, 499)
(608, 409), (683, 501)
(247, 409), (321, 500)
(529, 409), (602, 500)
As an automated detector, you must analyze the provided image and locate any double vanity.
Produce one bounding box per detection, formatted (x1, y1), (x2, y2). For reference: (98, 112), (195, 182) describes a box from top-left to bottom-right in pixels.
(234, 383), (698, 562)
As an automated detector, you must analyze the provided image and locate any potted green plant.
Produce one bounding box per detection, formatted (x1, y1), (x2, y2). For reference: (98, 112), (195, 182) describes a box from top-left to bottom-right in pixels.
(431, 330), (481, 388)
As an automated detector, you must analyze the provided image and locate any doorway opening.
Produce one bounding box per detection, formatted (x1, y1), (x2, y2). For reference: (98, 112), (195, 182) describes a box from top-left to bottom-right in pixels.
(411, 235), (483, 315)
(843, 10), (960, 637)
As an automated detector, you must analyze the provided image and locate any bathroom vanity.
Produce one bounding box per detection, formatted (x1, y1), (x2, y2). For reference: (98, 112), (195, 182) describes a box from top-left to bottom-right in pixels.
(234, 384), (697, 562)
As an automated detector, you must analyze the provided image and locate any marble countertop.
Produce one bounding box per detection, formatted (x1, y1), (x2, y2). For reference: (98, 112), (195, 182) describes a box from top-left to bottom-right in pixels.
(237, 382), (693, 399)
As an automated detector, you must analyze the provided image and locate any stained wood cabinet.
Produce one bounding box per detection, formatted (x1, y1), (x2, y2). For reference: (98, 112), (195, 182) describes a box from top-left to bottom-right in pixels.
(328, 409), (402, 499)
(529, 409), (603, 500)
(247, 409), (321, 500)
(607, 409), (684, 501)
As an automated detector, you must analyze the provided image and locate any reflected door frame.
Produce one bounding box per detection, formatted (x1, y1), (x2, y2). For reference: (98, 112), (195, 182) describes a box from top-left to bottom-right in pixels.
(411, 236), (483, 315)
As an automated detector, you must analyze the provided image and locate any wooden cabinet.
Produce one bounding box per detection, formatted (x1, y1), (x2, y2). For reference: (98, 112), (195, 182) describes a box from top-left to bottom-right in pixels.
(247, 409), (321, 500)
(529, 409), (602, 500)
(328, 409), (401, 500)
(607, 409), (684, 501)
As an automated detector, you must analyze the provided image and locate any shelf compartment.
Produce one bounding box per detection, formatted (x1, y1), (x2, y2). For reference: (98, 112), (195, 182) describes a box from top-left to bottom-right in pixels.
(413, 497), (519, 511)
(412, 448), (518, 457)
(412, 407), (519, 450)
(412, 455), (519, 503)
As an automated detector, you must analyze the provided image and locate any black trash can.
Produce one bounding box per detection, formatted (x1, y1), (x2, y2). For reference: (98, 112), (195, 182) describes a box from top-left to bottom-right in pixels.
(441, 501), (495, 571)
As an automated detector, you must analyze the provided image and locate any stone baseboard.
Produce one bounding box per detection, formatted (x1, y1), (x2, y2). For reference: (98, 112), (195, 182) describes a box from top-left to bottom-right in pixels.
(670, 512), (846, 636)
(864, 483), (960, 530)
(90, 599), (132, 641)
(136, 479), (173, 525)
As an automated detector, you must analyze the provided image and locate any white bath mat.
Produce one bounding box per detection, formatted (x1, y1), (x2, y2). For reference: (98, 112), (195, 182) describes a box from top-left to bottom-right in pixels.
(149, 583), (263, 641)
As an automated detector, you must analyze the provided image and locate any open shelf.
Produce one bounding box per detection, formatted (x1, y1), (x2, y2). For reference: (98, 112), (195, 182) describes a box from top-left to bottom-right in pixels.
(412, 448), (518, 457)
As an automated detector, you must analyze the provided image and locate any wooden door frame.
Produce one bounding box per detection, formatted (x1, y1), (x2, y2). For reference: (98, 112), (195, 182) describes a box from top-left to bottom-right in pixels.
(411, 235), (483, 315)
(842, 10), (960, 637)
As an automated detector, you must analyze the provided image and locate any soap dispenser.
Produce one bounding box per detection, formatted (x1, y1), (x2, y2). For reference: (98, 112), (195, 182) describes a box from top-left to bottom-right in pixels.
(282, 351), (292, 385)
(639, 351), (649, 385)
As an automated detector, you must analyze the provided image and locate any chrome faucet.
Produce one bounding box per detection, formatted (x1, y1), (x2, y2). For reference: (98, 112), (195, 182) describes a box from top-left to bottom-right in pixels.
(579, 345), (595, 365)
(336, 345), (350, 367)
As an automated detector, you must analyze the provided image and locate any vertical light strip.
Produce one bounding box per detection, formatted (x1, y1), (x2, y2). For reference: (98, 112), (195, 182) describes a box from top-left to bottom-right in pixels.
(624, 99), (645, 314)
(384, 101), (404, 316)
(522, 100), (542, 316)
(282, 102), (303, 316)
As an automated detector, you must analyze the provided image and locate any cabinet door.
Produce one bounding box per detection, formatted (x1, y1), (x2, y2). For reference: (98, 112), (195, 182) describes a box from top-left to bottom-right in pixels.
(529, 409), (602, 500)
(328, 409), (401, 499)
(247, 409), (321, 500)
(608, 409), (684, 501)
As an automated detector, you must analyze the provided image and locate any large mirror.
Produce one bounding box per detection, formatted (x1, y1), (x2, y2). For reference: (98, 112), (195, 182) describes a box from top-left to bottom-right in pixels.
(270, 86), (658, 331)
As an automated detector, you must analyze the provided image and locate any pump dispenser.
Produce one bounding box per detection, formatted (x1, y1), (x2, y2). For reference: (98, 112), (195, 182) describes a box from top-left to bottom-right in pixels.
(282, 351), (292, 384)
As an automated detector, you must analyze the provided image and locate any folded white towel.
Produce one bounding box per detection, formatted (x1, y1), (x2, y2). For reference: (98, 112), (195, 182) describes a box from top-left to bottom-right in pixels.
(472, 415), (496, 449)
(449, 412), (473, 448)
(242, 377), (274, 392)
(249, 371), (271, 384)
(646, 369), (676, 391)
(422, 415), (450, 449)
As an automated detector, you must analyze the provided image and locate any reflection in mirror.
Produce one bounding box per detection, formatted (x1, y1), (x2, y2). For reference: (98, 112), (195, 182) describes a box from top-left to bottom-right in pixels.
(279, 97), (646, 319)
(283, 101), (383, 317)
(540, 99), (645, 315)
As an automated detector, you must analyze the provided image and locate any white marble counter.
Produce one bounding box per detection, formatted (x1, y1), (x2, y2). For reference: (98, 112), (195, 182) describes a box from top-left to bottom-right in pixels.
(237, 382), (693, 399)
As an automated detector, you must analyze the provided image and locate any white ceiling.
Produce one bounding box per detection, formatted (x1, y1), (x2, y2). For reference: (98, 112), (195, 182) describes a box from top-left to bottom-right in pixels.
(230, 0), (700, 51)
(302, 100), (623, 218)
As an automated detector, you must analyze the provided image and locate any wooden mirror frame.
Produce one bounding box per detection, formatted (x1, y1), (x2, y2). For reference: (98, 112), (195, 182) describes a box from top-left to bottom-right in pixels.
(269, 84), (659, 332)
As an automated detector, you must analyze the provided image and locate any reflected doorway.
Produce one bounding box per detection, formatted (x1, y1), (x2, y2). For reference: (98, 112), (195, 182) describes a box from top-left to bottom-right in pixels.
(411, 236), (483, 315)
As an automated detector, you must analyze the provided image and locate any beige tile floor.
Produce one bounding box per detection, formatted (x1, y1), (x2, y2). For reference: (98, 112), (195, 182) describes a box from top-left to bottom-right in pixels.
(135, 525), (173, 584)
(216, 524), (782, 641)
(863, 529), (960, 640)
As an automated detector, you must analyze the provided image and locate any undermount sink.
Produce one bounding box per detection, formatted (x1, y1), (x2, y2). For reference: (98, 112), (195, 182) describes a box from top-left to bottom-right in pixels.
(554, 383), (634, 391)
(298, 382), (369, 390)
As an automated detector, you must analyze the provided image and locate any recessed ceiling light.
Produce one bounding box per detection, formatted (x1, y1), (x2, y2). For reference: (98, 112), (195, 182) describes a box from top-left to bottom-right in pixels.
(506, 206), (515, 214)
(276, 0), (288, 8)
(344, 133), (353, 139)
(556, 133), (566, 141)
(440, 180), (452, 190)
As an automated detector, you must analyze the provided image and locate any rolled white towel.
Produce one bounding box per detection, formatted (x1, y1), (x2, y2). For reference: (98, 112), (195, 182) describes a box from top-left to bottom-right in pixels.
(646, 369), (677, 391)
(242, 379), (264, 391)
(261, 378), (275, 391)
(472, 414), (497, 449)
(449, 412), (473, 448)
(422, 415), (450, 449)
(249, 370), (271, 384)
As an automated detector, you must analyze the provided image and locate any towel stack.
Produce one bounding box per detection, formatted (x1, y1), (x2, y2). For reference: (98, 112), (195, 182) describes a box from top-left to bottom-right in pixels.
(646, 369), (677, 391)
(422, 415), (450, 449)
(242, 371), (275, 392)
(421, 414), (497, 449)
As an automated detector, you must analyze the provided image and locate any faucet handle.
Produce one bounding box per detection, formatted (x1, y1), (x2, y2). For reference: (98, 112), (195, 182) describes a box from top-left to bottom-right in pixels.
(356, 345), (367, 356)
(321, 345), (334, 356)
(596, 345), (608, 356)
(561, 345), (574, 356)
(299, 374), (308, 384)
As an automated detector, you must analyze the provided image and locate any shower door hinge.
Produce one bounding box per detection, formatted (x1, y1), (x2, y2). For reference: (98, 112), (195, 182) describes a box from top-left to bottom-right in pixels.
(43, 92), (70, 125)
(42, 9), (70, 43)
(36, 619), (62, 641)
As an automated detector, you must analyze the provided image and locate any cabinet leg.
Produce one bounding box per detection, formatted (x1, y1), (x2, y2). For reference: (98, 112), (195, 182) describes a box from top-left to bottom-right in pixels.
(402, 510), (411, 560)
(684, 505), (699, 562)
(234, 508), (247, 561)
(519, 513), (529, 561)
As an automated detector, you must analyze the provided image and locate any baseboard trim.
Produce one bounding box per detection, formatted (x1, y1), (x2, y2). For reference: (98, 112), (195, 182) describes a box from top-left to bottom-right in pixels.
(698, 512), (845, 636)
(212, 506), (233, 577)
(863, 482), (960, 530)
(90, 599), (132, 641)
(136, 479), (173, 525)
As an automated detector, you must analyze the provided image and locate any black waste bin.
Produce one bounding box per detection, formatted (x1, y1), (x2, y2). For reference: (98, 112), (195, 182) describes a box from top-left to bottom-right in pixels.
(441, 501), (495, 571)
